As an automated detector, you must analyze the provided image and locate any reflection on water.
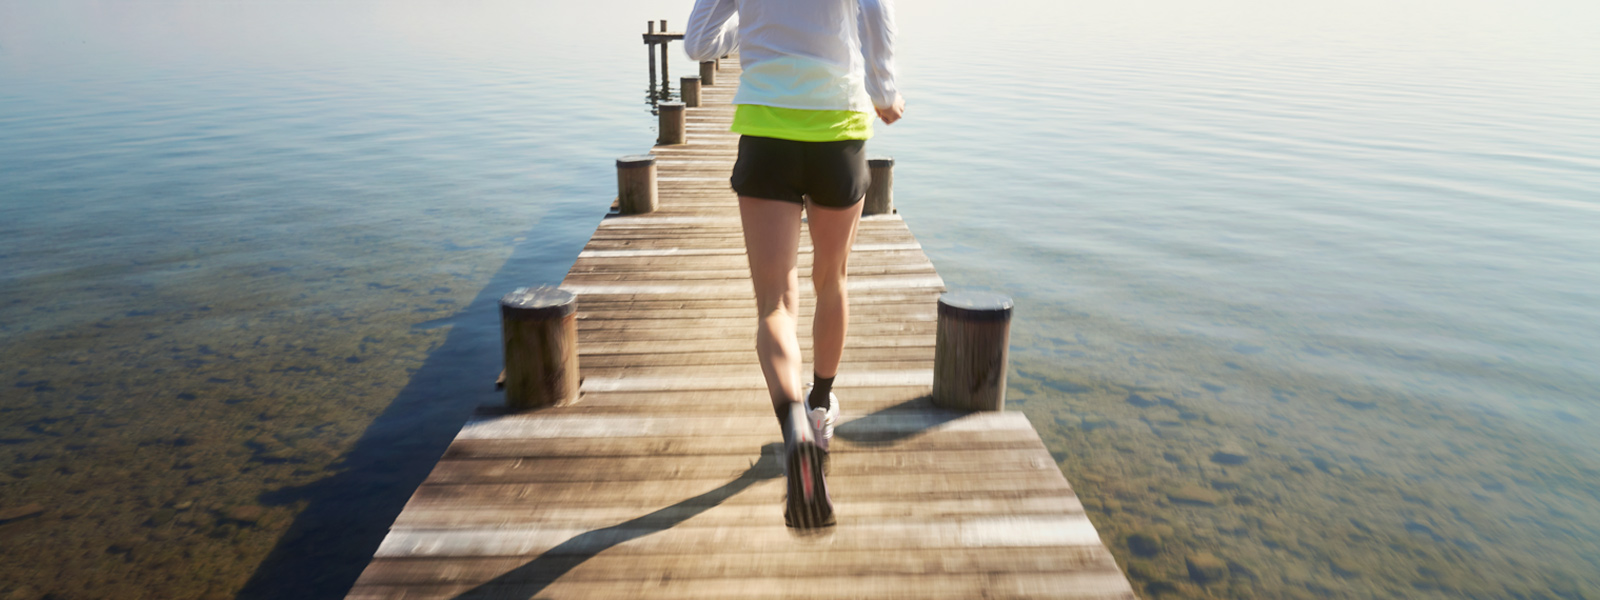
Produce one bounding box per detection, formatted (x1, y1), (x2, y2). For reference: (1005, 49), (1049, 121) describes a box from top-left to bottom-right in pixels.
(2, 0), (1598, 598)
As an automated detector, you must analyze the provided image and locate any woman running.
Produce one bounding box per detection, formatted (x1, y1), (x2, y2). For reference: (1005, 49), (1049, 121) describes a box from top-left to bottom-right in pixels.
(684, 0), (904, 528)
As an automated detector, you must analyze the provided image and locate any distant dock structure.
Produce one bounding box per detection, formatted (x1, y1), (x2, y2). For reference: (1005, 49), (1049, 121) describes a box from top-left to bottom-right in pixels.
(344, 34), (1135, 600)
(644, 20), (684, 103)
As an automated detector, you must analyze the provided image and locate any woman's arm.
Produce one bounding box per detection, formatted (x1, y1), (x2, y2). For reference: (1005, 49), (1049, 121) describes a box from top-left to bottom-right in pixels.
(858, 0), (902, 122)
(685, 0), (739, 62)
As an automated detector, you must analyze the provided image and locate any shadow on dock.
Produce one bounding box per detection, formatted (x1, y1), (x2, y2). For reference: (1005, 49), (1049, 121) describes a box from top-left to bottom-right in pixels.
(440, 399), (974, 597)
(833, 396), (962, 446)
(448, 447), (782, 599)
(234, 199), (603, 600)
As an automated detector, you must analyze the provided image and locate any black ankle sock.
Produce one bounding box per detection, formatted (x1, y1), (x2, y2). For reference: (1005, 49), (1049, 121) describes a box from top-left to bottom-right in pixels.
(811, 375), (835, 410)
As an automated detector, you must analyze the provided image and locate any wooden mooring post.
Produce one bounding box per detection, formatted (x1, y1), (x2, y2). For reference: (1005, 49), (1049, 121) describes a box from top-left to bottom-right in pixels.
(498, 286), (578, 411)
(699, 60), (717, 87)
(657, 102), (685, 145)
(615, 154), (658, 214)
(864, 156), (895, 216)
(933, 290), (1013, 411)
(658, 20), (670, 82)
(680, 75), (701, 107)
(346, 45), (1135, 600)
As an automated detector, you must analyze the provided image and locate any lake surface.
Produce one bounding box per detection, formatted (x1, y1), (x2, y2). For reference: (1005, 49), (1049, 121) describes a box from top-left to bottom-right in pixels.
(2, 0), (1597, 598)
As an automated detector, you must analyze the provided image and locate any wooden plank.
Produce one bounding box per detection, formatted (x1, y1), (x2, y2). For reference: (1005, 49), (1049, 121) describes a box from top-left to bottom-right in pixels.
(569, 321), (931, 344)
(575, 348), (935, 369)
(373, 514), (1104, 557)
(389, 496), (1085, 529)
(565, 264), (938, 283)
(440, 429), (1055, 459)
(353, 546), (1115, 585)
(574, 312), (934, 327)
(576, 335), (935, 356)
(452, 409), (1028, 440)
(576, 368), (931, 392)
(560, 276), (945, 297)
(577, 309), (938, 326)
(404, 474), (1073, 508)
(573, 289), (939, 310)
(555, 383), (933, 410)
(423, 449), (1058, 485)
(349, 572), (1136, 600)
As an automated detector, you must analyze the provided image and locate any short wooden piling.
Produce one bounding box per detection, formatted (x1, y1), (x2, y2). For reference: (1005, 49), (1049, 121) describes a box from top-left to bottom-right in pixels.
(933, 290), (1014, 411)
(865, 156), (895, 216)
(646, 22), (656, 83)
(657, 21), (671, 83)
(616, 155), (657, 215)
(699, 61), (717, 87)
(499, 286), (579, 411)
(657, 102), (686, 145)
(660, 40), (670, 82)
(680, 76), (701, 108)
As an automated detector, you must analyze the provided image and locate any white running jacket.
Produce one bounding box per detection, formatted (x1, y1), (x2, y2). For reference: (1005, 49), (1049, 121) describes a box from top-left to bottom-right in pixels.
(683, 0), (900, 112)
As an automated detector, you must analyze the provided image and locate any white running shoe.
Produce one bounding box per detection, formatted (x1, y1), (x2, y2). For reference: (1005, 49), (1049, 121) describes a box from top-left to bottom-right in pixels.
(805, 384), (839, 452)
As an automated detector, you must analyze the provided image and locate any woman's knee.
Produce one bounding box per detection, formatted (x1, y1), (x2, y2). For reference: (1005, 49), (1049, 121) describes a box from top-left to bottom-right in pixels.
(753, 289), (800, 321)
(810, 264), (848, 295)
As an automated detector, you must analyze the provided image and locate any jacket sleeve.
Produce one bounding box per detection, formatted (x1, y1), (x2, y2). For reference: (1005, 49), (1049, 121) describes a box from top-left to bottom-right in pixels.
(685, 0), (739, 62)
(858, 0), (900, 109)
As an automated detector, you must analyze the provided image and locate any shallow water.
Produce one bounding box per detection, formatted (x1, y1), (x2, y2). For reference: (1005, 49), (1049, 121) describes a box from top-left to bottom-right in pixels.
(2, 0), (1598, 598)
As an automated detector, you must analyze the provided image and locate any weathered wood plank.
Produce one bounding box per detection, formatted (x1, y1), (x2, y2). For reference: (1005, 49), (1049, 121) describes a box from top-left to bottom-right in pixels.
(423, 448), (1058, 485)
(353, 546), (1115, 586)
(451, 409), (1026, 440)
(440, 429), (1056, 459)
(349, 572), (1136, 600)
(577, 335), (934, 356)
(389, 496), (1085, 529)
(404, 474), (1073, 509)
(374, 514), (1104, 557)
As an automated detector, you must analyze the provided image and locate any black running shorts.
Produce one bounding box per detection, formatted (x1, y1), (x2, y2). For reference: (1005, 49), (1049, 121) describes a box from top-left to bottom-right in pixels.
(730, 135), (869, 208)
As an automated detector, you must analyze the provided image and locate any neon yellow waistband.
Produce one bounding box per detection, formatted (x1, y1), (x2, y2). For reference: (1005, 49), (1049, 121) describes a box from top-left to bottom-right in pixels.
(730, 104), (873, 142)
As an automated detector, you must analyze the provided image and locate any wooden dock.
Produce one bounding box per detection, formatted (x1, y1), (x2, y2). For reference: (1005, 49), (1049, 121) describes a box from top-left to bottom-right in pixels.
(345, 55), (1135, 600)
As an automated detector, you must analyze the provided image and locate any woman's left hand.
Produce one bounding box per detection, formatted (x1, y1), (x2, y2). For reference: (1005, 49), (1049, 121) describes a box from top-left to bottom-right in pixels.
(876, 96), (905, 125)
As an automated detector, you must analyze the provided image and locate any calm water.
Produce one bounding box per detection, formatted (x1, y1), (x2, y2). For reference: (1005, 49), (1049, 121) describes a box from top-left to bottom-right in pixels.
(3, 0), (1598, 598)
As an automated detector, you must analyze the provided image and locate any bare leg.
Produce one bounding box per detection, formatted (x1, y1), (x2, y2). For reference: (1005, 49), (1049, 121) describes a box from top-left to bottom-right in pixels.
(806, 200), (864, 379)
(739, 196), (805, 414)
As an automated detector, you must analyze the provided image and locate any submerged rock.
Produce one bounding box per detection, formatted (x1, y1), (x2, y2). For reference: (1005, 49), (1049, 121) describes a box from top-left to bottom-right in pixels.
(0, 503), (45, 523)
(1164, 485), (1226, 506)
(106, 537), (144, 555)
(1210, 444), (1250, 465)
(1187, 553), (1229, 583)
(223, 505), (264, 524)
(1329, 555), (1364, 578)
(147, 509), (177, 527)
(1127, 530), (1163, 557)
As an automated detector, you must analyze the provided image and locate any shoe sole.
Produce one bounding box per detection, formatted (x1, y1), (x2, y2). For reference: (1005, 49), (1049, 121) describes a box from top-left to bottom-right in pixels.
(784, 402), (835, 529)
(785, 441), (834, 528)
